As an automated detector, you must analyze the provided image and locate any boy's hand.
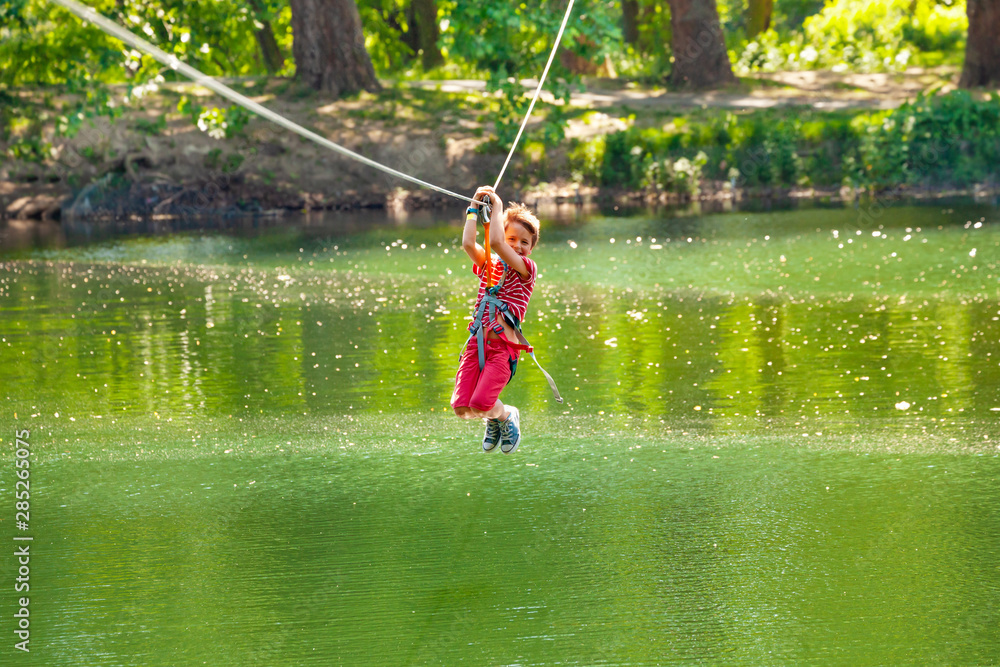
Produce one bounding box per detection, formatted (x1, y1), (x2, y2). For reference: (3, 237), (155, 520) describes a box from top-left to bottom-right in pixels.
(474, 186), (502, 212)
(462, 187), (492, 268)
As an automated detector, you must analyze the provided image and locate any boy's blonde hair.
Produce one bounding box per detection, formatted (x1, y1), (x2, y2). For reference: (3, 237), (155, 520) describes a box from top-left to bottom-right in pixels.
(503, 202), (540, 248)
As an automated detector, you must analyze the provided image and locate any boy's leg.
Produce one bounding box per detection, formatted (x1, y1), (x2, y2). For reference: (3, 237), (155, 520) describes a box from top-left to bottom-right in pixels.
(451, 340), (483, 417)
(499, 405), (521, 454)
(469, 344), (521, 453)
(455, 339), (511, 451)
(468, 340), (515, 418)
(475, 400), (509, 421)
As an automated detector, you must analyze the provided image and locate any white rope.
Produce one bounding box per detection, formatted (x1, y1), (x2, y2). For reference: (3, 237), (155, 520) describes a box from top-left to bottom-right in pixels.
(50, 0), (574, 206)
(49, 0), (480, 205)
(492, 0), (576, 191)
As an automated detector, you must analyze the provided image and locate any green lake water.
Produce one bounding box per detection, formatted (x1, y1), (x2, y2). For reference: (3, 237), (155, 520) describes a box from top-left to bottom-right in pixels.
(1, 202), (999, 665)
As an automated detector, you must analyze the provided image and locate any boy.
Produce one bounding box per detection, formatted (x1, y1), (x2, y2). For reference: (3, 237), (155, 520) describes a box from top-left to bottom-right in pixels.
(451, 185), (540, 454)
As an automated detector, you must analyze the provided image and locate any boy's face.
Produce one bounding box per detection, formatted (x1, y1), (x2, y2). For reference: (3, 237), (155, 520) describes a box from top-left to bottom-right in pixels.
(504, 221), (534, 257)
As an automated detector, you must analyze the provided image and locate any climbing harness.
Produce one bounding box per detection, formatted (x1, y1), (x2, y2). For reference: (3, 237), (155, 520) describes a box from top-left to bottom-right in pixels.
(462, 205), (563, 403)
(463, 262), (563, 403)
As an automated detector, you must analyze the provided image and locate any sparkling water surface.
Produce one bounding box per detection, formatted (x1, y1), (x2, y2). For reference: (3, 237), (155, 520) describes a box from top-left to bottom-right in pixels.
(1, 202), (999, 665)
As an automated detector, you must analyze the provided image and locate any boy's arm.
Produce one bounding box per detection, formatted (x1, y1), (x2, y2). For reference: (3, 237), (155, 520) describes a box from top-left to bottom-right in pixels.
(461, 204), (486, 268)
(490, 216), (531, 280)
(475, 186), (531, 279)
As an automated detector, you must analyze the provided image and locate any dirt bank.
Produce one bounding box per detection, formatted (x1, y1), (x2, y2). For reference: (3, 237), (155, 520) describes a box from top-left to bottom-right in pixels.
(2, 68), (985, 225)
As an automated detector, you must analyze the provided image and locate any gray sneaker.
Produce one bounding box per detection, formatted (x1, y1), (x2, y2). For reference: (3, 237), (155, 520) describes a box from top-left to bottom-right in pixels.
(482, 418), (501, 452)
(500, 406), (521, 454)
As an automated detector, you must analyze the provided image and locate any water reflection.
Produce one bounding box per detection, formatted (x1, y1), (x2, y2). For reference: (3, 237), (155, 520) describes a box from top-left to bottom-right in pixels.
(2, 202), (998, 439)
(1, 201), (999, 665)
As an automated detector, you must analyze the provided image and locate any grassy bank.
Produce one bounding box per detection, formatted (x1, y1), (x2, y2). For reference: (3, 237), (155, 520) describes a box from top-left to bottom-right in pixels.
(3, 81), (1000, 222)
(568, 91), (1000, 197)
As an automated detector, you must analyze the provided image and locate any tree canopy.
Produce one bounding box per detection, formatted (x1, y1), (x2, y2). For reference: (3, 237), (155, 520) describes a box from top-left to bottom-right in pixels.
(0, 0), (994, 159)
(1, 0), (984, 89)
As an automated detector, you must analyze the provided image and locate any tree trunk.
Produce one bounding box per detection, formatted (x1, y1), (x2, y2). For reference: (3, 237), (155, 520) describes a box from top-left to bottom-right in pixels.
(622, 0), (641, 47)
(410, 0), (443, 70)
(666, 0), (736, 89)
(289, 0), (381, 96)
(255, 21), (285, 74)
(400, 6), (420, 59)
(959, 0), (1000, 88)
(248, 0), (285, 74)
(746, 0), (773, 38)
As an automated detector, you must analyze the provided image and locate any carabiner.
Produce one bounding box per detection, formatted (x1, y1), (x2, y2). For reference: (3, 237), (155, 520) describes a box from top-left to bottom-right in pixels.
(476, 195), (492, 227)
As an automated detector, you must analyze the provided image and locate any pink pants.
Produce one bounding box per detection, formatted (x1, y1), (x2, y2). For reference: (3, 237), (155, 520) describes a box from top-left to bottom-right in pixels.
(451, 338), (519, 412)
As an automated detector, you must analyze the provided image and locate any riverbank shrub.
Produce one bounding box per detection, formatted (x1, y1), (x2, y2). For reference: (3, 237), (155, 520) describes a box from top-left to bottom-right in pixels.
(568, 91), (1000, 193)
(846, 91), (1000, 188)
(730, 0), (967, 74)
(643, 151), (709, 196)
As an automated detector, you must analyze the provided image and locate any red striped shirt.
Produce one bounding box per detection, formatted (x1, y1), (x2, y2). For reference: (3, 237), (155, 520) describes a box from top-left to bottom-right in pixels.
(470, 254), (537, 329)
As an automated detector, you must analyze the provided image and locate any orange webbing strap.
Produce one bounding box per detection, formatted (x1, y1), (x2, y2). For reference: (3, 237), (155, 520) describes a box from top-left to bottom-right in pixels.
(483, 220), (493, 288)
(477, 194), (493, 288)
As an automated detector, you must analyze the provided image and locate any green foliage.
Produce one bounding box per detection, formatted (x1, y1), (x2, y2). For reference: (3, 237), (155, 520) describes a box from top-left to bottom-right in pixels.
(202, 105), (251, 140)
(643, 150), (709, 196)
(0, 0), (290, 151)
(568, 135), (606, 183)
(587, 111), (809, 189)
(442, 0), (618, 145)
(571, 91), (1000, 192)
(223, 151), (246, 173)
(730, 0), (967, 74)
(1, 0), (292, 87)
(177, 96), (251, 139)
(613, 1), (672, 82)
(0, 0), (982, 186)
(770, 0), (827, 32)
(204, 147), (224, 169)
(5, 133), (50, 162)
(133, 113), (167, 135)
(357, 0), (418, 74)
(597, 130), (642, 187)
(0, 89), (52, 162)
(203, 147), (244, 172)
(846, 91), (1000, 188)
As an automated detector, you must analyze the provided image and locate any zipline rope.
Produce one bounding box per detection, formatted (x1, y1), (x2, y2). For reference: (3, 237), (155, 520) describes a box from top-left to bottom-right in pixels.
(49, 0), (477, 204)
(49, 0), (574, 206)
(492, 0), (576, 191)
